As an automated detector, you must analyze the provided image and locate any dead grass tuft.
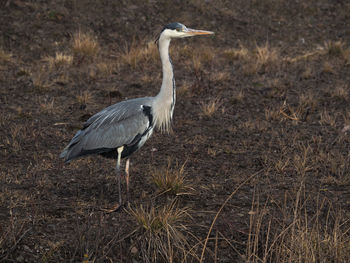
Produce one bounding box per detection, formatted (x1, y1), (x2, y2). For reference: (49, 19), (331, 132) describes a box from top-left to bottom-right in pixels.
(279, 101), (303, 122)
(322, 61), (336, 74)
(244, 42), (280, 74)
(316, 150), (350, 185)
(192, 46), (215, 67)
(230, 89), (245, 104)
(31, 65), (51, 90)
(331, 84), (348, 100)
(255, 43), (279, 67)
(39, 97), (55, 113)
(223, 44), (249, 61)
(344, 48), (350, 65)
(299, 91), (318, 110)
(151, 160), (192, 196)
(265, 107), (281, 121)
(95, 61), (117, 76)
(76, 90), (92, 106)
(72, 31), (99, 59)
(176, 81), (192, 98)
(319, 110), (336, 127)
(121, 40), (158, 69)
(0, 47), (12, 64)
(245, 188), (350, 262)
(45, 52), (73, 70)
(128, 202), (193, 263)
(200, 97), (223, 117)
(323, 40), (345, 57)
(301, 66), (314, 79)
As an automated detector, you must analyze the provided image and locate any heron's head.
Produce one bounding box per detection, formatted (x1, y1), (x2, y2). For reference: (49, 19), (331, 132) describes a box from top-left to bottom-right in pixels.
(156, 22), (214, 43)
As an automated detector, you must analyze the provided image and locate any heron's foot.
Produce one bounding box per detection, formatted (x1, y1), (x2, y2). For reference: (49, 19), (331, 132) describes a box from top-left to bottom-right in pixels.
(101, 202), (124, 213)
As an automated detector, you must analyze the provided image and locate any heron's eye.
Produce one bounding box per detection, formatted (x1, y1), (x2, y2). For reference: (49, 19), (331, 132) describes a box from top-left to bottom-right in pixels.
(175, 28), (181, 32)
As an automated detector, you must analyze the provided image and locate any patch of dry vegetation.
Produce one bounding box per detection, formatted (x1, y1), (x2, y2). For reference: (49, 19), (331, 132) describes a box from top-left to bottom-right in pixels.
(319, 110), (336, 127)
(30, 65), (51, 90)
(190, 46), (215, 72)
(323, 40), (346, 57)
(223, 44), (249, 61)
(244, 189), (350, 263)
(44, 52), (73, 70)
(128, 202), (193, 262)
(121, 40), (158, 69)
(223, 42), (280, 74)
(151, 160), (192, 196)
(0, 47), (12, 65)
(76, 90), (92, 106)
(71, 31), (99, 60)
(95, 60), (117, 76)
(330, 84), (348, 100)
(200, 97), (223, 117)
(39, 97), (55, 113)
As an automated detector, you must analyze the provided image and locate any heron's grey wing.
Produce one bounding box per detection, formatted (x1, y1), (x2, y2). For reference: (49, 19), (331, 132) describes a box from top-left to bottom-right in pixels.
(61, 98), (153, 161)
(81, 105), (150, 151)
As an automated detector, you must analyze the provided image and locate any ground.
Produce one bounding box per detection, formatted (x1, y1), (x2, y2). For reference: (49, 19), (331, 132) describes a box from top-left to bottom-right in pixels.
(0, 0), (350, 262)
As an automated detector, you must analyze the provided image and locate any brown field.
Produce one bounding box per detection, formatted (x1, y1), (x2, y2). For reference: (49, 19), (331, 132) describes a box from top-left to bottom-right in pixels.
(1, 0), (350, 262)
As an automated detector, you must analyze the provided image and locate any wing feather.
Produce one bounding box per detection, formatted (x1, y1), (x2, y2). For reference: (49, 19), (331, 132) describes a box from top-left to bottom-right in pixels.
(61, 97), (153, 162)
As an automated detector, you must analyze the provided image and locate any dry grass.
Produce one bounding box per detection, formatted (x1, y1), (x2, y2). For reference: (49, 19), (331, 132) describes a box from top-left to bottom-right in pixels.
(301, 66), (314, 79)
(344, 48), (350, 65)
(72, 31), (99, 59)
(151, 160), (192, 196)
(224, 42), (280, 74)
(128, 202), (193, 263)
(299, 91), (318, 110)
(279, 101), (302, 122)
(254, 43), (279, 68)
(121, 40), (158, 69)
(319, 110), (336, 127)
(39, 97), (55, 113)
(95, 61), (117, 76)
(210, 71), (231, 83)
(229, 89), (244, 104)
(265, 100), (311, 123)
(223, 44), (249, 61)
(200, 98), (222, 117)
(322, 61), (336, 74)
(265, 107), (281, 121)
(176, 81), (192, 98)
(3, 126), (23, 155)
(190, 46), (215, 71)
(31, 65), (51, 90)
(323, 40), (346, 57)
(286, 50), (320, 63)
(45, 52), (73, 70)
(267, 78), (287, 98)
(316, 150), (350, 185)
(287, 40), (349, 65)
(0, 47), (12, 65)
(76, 91), (92, 106)
(331, 84), (348, 100)
(244, 189), (350, 262)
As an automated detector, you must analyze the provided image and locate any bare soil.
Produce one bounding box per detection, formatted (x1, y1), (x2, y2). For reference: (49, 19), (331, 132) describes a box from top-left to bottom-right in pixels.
(1, 0), (350, 262)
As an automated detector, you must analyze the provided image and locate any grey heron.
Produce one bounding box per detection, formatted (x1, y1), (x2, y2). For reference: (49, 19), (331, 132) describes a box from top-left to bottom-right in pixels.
(60, 23), (214, 211)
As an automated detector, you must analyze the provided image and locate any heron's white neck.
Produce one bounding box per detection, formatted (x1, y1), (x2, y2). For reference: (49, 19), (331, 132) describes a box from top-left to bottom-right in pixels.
(153, 35), (176, 132)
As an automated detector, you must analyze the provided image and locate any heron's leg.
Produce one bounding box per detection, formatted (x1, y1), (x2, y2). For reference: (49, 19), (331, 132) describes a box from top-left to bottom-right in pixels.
(102, 146), (124, 213)
(125, 158), (130, 205)
(116, 146), (124, 206)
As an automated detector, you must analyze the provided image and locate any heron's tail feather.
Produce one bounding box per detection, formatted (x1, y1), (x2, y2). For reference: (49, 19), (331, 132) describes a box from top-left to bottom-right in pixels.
(60, 130), (84, 163)
(59, 148), (67, 159)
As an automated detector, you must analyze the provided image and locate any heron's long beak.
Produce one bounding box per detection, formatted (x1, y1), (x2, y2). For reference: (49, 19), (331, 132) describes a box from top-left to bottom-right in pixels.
(184, 28), (214, 36)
